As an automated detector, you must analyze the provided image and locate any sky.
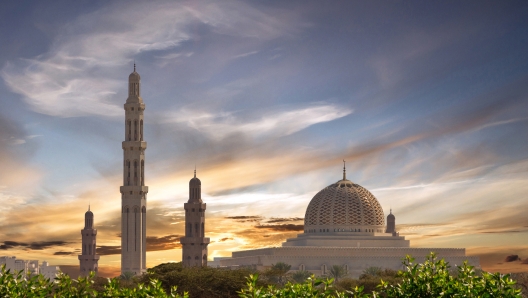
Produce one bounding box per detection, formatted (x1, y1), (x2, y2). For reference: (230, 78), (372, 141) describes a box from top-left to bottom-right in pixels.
(0, 0), (527, 277)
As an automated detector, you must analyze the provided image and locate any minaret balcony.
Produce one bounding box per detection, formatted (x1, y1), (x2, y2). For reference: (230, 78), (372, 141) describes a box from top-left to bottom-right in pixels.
(78, 255), (100, 261)
(180, 237), (210, 245)
(120, 186), (149, 194)
(124, 102), (145, 110)
(122, 141), (147, 150)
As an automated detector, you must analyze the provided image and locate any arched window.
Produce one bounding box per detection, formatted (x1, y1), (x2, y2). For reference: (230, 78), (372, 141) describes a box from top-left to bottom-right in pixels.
(195, 223), (199, 235)
(93, 244), (96, 255)
(188, 223), (192, 236)
(134, 160), (138, 185)
(134, 207), (139, 251)
(126, 207), (130, 251)
(201, 222), (204, 237)
(140, 120), (143, 141)
(134, 120), (138, 141)
(141, 160), (144, 186)
(127, 160), (131, 186)
(128, 120), (131, 141)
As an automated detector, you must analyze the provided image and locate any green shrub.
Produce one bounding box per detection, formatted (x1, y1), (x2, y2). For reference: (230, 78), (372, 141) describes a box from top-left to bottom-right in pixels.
(237, 253), (523, 297)
(0, 264), (187, 297)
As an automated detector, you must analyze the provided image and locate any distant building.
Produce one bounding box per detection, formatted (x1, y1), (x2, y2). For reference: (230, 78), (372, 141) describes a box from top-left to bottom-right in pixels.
(180, 170), (210, 267)
(219, 163), (480, 277)
(78, 206), (100, 276)
(0, 256), (59, 279)
(40, 261), (60, 280)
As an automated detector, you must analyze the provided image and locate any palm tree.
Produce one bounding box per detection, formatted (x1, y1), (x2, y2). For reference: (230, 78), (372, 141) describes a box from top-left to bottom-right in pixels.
(359, 266), (382, 279)
(291, 270), (312, 283)
(270, 262), (291, 285)
(119, 271), (135, 281)
(328, 265), (347, 282)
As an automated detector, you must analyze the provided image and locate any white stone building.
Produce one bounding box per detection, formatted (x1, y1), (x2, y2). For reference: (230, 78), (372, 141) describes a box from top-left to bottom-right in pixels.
(0, 256), (59, 279)
(120, 65), (148, 275)
(180, 170), (210, 267)
(220, 164), (480, 277)
(78, 207), (100, 276)
(40, 261), (60, 280)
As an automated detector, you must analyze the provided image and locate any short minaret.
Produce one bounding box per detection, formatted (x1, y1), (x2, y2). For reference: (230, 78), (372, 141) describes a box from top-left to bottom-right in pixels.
(180, 170), (210, 267)
(78, 207), (100, 276)
(120, 64), (148, 275)
(385, 209), (396, 235)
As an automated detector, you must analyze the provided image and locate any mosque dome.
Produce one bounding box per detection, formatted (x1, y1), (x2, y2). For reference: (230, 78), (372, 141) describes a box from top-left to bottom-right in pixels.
(189, 176), (201, 186)
(129, 70), (140, 81)
(129, 64), (140, 81)
(189, 169), (201, 186)
(304, 171), (385, 233)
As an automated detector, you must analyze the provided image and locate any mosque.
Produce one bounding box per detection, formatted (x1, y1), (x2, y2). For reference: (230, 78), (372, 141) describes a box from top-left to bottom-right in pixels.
(77, 66), (478, 277)
(215, 164), (480, 277)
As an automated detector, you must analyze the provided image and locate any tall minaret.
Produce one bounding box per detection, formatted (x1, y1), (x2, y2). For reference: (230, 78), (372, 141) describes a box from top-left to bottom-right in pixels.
(180, 170), (210, 267)
(120, 64), (147, 275)
(78, 207), (100, 276)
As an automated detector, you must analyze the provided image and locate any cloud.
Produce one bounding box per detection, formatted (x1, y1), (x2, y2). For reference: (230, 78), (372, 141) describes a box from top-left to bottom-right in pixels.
(231, 51), (259, 59)
(218, 237), (233, 242)
(0, 240), (68, 250)
(1, 1), (301, 118)
(97, 245), (121, 256)
(165, 103), (352, 140)
(224, 216), (263, 223)
(53, 251), (76, 256)
(255, 224), (304, 232)
(146, 234), (182, 251)
(265, 217), (303, 223)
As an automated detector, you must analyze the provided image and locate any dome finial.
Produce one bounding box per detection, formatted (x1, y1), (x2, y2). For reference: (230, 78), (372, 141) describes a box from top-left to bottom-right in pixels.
(134, 61), (136, 72)
(343, 159), (346, 180)
(194, 165), (196, 178)
(88, 203), (90, 211)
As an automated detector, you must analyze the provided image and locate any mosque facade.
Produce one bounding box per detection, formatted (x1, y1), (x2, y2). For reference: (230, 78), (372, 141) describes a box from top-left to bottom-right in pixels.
(218, 164), (480, 277)
(120, 66), (148, 275)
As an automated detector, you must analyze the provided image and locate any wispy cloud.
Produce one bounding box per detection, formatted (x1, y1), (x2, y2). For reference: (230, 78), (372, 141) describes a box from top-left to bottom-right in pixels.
(1, 1), (300, 118)
(165, 104), (352, 140)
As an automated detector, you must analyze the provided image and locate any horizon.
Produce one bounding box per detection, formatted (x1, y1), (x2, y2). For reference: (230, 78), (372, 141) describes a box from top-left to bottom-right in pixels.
(0, 0), (527, 277)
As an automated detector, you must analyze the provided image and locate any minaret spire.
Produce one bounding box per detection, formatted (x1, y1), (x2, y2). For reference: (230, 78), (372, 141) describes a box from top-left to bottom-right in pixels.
(343, 160), (346, 180)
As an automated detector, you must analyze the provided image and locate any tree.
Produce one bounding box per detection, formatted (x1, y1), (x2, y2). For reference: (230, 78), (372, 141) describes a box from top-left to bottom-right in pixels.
(378, 253), (522, 298)
(291, 270), (313, 283)
(265, 262), (291, 285)
(359, 267), (382, 279)
(0, 265), (188, 297)
(328, 265), (347, 282)
(138, 262), (260, 297)
(238, 253), (524, 297)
